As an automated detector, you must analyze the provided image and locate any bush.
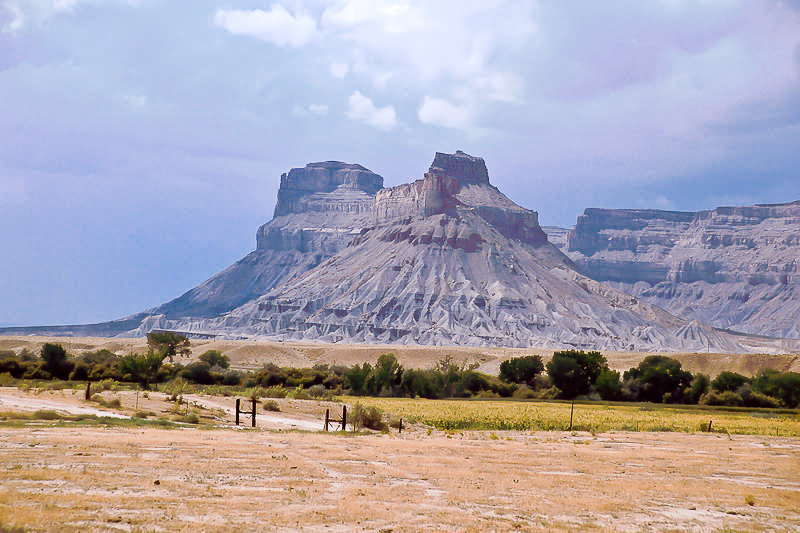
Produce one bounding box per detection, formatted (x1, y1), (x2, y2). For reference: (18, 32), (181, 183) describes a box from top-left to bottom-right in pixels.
(623, 355), (693, 403)
(699, 390), (744, 407)
(222, 371), (242, 386)
(350, 403), (387, 431)
(594, 368), (622, 400)
(546, 350), (608, 399)
(712, 371), (749, 393)
(198, 349), (230, 369)
(263, 400), (281, 412)
(308, 384), (333, 400)
(752, 370), (800, 408)
(180, 362), (216, 385)
(40, 343), (74, 380)
(499, 355), (544, 386)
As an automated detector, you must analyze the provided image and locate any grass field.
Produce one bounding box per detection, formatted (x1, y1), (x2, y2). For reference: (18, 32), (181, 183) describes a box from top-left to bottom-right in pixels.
(356, 397), (800, 436)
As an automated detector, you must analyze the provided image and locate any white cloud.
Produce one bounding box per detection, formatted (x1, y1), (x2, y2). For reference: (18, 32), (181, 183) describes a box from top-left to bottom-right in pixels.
(3, 0), (140, 33)
(417, 96), (473, 130)
(214, 5), (318, 48)
(346, 90), (396, 130)
(330, 62), (349, 79)
(308, 103), (328, 115)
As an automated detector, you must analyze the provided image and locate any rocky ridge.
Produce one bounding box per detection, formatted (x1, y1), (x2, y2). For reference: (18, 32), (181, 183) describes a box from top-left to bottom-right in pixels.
(117, 152), (794, 353)
(556, 203), (800, 339)
(4, 153), (797, 354)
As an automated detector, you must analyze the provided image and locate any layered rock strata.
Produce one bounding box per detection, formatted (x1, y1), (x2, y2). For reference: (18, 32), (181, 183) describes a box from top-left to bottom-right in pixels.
(124, 152), (795, 353)
(5, 152), (797, 354)
(559, 202), (800, 338)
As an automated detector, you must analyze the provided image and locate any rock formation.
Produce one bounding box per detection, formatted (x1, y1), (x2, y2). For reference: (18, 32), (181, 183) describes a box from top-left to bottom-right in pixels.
(4, 152), (797, 354)
(554, 202), (800, 339)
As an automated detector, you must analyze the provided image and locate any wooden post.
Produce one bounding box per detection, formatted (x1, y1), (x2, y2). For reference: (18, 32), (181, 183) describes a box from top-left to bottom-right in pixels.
(569, 401), (574, 432)
(235, 398), (240, 426)
(251, 398), (257, 428)
(84, 382), (91, 401)
(708, 420), (712, 433)
(342, 405), (347, 431)
(399, 418), (402, 434)
(324, 409), (330, 432)
(135, 385), (139, 411)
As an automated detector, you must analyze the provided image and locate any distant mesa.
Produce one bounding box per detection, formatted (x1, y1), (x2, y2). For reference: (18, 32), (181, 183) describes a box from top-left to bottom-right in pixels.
(2, 151), (799, 354)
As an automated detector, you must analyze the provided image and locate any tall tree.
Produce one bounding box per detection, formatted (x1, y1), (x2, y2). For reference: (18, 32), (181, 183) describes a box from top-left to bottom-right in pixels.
(146, 331), (191, 362)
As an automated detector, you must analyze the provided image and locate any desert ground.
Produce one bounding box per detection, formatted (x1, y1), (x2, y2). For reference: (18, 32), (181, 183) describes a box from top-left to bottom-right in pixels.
(2, 335), (799, 377)
(1, 387), (800, 531)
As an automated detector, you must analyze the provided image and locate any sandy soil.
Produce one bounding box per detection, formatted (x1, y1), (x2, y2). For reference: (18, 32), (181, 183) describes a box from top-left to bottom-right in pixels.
(0, 388), (338, 432)
(1, 388), (799, 531)
(2, 335), (799, 377)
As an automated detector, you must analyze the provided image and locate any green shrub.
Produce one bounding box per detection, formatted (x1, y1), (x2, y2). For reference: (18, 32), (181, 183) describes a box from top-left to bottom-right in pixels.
(712, 371), (749, 393)
(499, 355), (544, 386)
(594, 368), (622, 400)
(308, 384), (333, 400)
(752, 370), (800, 408)
(263, 400), (281, 412)
(547, 350), (608, 400)
(623, 355), (693, 404)
(699, 390), (744, 407)
(40, 343), (74, 380)
(198, 349), (230, 369)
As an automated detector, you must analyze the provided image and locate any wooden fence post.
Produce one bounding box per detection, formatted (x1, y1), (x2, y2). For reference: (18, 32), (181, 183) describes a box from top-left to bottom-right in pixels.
(251, 398), (257, 428)
(235, 398), (240, 426)
(569, 401), (575, 432)
(85, 382), (91, 401)
(324, 409), (330, 432)
(342, 405), (347, 431)
(399, 418), (402, 434)
(708, 420), (712, 433)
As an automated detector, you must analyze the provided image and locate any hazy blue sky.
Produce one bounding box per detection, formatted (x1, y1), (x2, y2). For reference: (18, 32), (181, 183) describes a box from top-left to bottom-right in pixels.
(2, 0), (799, 327)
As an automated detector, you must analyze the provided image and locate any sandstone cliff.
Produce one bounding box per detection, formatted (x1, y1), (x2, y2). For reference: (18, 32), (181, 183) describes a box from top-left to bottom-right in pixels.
(558, 202), (800, 338)
(128, 152), (794, 353)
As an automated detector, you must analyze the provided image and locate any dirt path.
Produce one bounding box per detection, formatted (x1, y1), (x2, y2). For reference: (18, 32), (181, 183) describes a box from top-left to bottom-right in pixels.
(0, 388), (129, 418)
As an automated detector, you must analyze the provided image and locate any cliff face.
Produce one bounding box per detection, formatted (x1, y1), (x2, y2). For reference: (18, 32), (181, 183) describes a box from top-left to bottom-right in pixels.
(9, 151), (798, 354)
(561, 202), (800, 338)
(132, 151), (796, 353)
(152, 161), (384, 319)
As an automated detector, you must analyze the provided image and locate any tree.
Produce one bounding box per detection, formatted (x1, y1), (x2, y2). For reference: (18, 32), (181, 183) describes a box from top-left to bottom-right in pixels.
(40, 343), (73, 380)
(499, 355), (544, 387)
(146, 331), (191, 362)
(344, 362), (372, 396)
(752, 370), (800, 408)
(686, 373), (710, 404)
(365, 353), (403, 396)
(546, 350), (607, 399)
(623, 355), (693, 403)
(198, 349), (230, 369)
(120, 350), (166, 390)
(711, 371), (749, 393)
(594, 368), (622, 401)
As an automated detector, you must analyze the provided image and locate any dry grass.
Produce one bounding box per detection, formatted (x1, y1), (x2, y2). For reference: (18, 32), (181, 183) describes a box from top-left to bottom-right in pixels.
(1, 426), (799, 531)
(357, 397), (800, 436)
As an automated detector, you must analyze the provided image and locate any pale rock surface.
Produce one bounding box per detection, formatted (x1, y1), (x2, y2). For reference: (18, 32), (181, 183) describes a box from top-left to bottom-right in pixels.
(559, 203), (800, 339)
(5, 153), (798, 354)
(126, 152), (796, 353)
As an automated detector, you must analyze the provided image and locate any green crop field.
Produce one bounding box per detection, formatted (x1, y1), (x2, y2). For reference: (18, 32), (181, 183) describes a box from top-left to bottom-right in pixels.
(356, 397), (800, 436)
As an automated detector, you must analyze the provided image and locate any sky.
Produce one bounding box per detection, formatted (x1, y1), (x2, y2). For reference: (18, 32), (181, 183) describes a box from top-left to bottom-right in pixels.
(1, 0), (799, 327)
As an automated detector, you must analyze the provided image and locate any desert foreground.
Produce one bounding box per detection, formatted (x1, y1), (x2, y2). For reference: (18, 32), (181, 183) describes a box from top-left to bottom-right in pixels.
(2, 424), (799, 531)
(1, 388), (800, 531)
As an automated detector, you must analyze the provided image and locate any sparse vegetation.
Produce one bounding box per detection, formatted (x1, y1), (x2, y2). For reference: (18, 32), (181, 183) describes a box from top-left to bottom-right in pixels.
(1, 344), (798, 412)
